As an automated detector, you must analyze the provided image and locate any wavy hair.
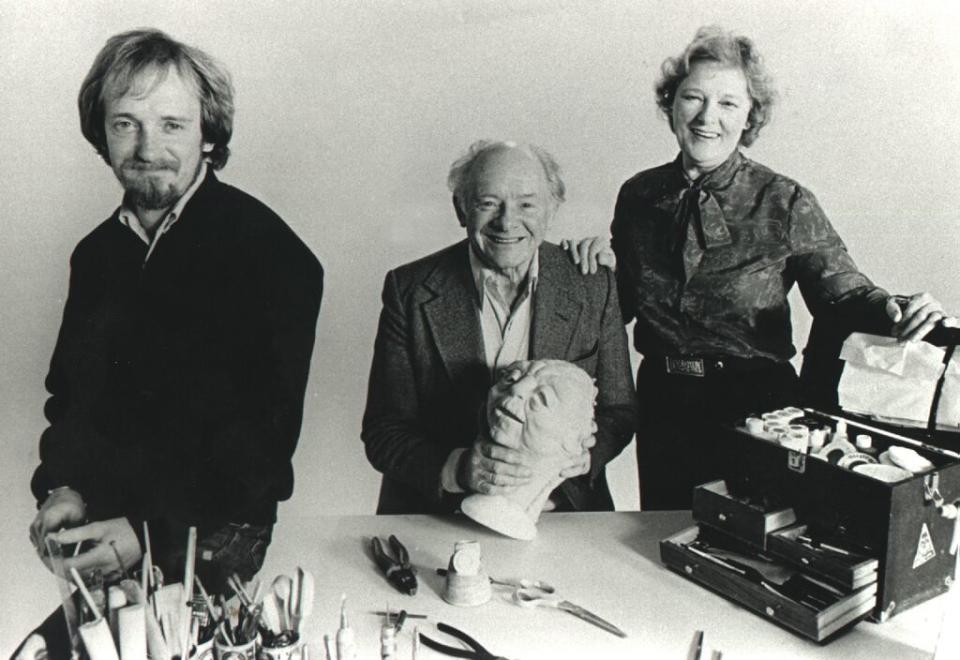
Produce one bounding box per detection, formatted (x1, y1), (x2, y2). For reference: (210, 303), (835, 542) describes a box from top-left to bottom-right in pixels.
(447, 140), (566, 213)
(78, 29), (235, 169)
(655, 26), (776, 147)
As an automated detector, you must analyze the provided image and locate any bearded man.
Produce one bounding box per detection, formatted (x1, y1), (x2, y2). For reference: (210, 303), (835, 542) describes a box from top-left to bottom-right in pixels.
(21, 29), (322, 655)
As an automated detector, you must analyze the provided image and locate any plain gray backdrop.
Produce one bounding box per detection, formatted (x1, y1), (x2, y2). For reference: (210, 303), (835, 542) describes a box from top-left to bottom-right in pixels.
(2, 0), (959, 652)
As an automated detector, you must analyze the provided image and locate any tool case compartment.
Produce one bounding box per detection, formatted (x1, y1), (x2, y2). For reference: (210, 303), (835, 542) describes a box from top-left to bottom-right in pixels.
(715, 412), (960, 620)
(766, 523), (878, 591)
(660, 525), (878, 643)
(691, 479), (796, 549)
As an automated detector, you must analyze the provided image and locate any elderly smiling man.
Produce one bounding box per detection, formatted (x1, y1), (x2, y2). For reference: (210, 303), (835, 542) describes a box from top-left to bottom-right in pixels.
(362, 140), (637, 515)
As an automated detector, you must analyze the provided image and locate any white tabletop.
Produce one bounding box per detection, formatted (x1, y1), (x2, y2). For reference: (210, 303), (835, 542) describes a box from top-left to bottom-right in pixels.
(259, 511), (949, 659)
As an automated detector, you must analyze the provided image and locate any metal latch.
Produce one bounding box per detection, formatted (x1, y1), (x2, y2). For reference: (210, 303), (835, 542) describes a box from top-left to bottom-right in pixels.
(924, 473), (942, 505)
(925, 472), (960, 555)
(787, 450), (806, 474)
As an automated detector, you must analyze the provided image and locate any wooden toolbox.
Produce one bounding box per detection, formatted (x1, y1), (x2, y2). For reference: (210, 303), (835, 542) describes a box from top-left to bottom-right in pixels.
(711, 409), (960, 621)
(660, 517), (878, 642)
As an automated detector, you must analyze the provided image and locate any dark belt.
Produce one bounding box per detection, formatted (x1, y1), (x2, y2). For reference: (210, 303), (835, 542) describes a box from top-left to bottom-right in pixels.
(647, 354), (782, 377)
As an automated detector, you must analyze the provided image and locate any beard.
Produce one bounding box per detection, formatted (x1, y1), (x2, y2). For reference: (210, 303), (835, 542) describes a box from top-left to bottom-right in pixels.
(118, 158), (198, 210)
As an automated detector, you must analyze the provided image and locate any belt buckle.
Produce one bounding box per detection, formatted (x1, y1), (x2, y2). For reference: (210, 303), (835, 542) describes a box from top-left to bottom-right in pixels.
(665, 356), (705, 377)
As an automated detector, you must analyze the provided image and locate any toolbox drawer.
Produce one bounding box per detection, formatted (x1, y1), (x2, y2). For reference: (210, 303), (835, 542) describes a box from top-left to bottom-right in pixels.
(767, 524), (878, 592)
(692, 480), (797, 549)
(660, 525), (877, 643)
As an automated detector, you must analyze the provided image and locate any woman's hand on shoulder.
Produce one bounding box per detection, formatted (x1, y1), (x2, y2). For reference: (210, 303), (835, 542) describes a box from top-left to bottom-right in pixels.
(886, 292), (958, 342)
(560, 236), (616, 275)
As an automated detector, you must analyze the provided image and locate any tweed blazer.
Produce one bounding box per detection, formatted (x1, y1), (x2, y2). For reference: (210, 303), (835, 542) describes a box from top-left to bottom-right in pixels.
(362, 240), (637, 514)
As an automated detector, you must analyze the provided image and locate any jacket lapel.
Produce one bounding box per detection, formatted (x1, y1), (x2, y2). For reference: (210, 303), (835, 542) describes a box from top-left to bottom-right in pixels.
(530, 245), (584, 360)
(421, 241), (487, 386)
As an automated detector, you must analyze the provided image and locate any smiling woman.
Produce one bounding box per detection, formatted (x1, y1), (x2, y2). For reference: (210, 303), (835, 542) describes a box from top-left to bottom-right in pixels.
(608, 25), (956, 511)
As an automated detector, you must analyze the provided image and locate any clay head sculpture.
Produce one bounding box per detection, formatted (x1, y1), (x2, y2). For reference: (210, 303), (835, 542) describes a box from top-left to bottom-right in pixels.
(461, 359), (597, 539)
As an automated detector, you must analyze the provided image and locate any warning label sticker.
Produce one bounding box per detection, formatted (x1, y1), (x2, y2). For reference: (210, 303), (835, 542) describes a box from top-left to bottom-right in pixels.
(913, 523), (937, 569)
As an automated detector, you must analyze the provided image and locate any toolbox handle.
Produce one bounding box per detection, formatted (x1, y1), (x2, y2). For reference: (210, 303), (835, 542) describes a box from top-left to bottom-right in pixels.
(927, 343), (957, 434)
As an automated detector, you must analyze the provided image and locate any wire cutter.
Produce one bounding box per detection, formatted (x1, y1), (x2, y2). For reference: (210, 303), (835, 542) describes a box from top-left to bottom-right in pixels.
(418, 622), (512, 659)
(371, 534), (418, 595)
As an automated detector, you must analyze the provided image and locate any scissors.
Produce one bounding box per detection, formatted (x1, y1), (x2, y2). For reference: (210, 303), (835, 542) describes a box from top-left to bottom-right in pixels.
(418, 622), (512, 659)
(512, 586), (627, 638)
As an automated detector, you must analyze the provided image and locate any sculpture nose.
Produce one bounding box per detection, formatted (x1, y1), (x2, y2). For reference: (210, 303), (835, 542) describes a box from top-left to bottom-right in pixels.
(509, 376), (537, 398)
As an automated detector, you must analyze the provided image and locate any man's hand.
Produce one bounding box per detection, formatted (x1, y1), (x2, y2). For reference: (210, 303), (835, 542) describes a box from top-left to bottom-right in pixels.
(560, 237), (616, 275)
(30, 487), (86, 556)
(47, 518), (142, 577)
(559, 432), (597, 479)
(458, 437), (534, 495)
(886, 293), (958, 342)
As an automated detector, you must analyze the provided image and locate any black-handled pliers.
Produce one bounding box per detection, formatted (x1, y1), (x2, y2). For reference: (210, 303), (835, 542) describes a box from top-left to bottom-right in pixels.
(418, 622), (512, 660)
(371, 534), (418, 595)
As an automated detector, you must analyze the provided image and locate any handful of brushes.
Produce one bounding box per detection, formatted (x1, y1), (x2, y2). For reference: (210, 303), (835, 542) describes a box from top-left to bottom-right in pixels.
(68, 525), (205, 660)
(56, 525), (316, 659)
(257, 567), (316, 647)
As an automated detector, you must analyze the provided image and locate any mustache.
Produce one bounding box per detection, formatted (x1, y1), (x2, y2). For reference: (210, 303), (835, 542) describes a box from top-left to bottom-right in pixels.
(122, 159), (178, 172)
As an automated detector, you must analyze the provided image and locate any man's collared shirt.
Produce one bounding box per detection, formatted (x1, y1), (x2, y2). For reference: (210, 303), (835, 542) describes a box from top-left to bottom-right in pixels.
(469, 245), (540, 376)
(441, 247), (540, 494)
(117, 161), (208, 263)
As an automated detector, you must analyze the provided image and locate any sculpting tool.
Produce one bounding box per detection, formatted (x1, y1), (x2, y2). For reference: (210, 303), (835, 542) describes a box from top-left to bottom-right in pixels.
(272, 574), (294, 631)
(180, 526), (197, 660)
(371, 611), (427, 620)
(109, 541), (131, 580)
(194, 577), (218, 620)
(291, 566), (315, 633)
(70, 567), (103, 620)
(45, 537), (81, 658)
(689, 630), (704, 660)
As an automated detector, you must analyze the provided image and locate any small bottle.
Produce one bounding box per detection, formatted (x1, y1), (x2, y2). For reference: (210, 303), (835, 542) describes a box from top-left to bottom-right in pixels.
(780, 407), (805, 421)
(380, 623), (397, 660)
(855, 434), (878, 456)
(745, 417), (765, 437)
(809, 428), (828, 452)
(833, 420), (848, 443)
(337, 594), (356, 660)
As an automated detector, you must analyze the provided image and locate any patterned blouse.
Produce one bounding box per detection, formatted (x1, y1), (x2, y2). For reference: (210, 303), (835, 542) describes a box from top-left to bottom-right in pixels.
(610, 150), (890, 362)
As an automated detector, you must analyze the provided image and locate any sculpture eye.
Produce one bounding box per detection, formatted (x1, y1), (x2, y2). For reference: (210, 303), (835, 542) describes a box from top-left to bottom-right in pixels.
(529, 390), (549, 411)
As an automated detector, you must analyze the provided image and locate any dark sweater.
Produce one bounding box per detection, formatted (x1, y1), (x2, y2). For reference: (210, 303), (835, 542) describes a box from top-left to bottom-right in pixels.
(31, 172), (323, 546)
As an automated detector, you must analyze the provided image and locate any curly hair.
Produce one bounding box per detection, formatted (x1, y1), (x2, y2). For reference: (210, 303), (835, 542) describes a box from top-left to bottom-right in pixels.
(78, 29), (235, 170)
(447, 140), (566, 213)
(655, 26), (776, 147)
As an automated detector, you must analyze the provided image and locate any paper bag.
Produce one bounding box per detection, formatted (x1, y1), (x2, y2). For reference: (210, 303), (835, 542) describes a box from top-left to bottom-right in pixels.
(837, 333), (959, 430)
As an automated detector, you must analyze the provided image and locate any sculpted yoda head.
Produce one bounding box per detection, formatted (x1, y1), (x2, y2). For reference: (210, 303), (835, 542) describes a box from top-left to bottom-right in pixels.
(462, 360), (598, 540)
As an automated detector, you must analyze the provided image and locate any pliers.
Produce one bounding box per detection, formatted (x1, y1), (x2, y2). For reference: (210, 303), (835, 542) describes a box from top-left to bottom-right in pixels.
(418, 622), (511, 660)
(371, 534), (418, 596)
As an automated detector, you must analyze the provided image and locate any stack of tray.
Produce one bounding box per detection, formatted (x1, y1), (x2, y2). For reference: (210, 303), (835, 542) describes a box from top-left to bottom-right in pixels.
(660, 480), (880, 642)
